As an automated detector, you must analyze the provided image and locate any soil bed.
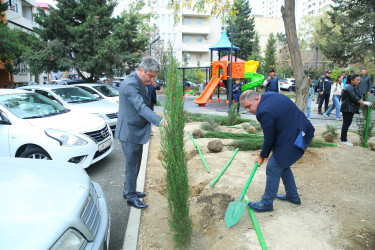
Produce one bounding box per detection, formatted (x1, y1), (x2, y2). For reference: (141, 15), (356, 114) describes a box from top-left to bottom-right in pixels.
(138, 123), (375, 249)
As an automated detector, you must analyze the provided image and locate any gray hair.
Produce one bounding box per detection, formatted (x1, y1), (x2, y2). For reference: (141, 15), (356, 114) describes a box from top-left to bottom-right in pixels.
(240, 90), (260, 103)
(137, 57), (160, 73)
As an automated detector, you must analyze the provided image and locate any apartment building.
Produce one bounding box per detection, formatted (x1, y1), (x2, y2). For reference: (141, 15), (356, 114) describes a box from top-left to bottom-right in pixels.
(1, 0), (42, 87)
(139, 1), (222, 67)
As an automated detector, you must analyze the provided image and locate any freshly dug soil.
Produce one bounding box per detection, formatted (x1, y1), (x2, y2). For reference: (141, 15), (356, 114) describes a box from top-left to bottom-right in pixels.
(138, 123), (375, 249)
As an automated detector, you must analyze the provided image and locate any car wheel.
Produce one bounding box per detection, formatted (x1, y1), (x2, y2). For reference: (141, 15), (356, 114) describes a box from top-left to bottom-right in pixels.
(20, 146), (52, 160)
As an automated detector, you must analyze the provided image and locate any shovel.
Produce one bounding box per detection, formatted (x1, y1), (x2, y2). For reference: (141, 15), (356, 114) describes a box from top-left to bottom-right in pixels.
(225, 162), (259, 228)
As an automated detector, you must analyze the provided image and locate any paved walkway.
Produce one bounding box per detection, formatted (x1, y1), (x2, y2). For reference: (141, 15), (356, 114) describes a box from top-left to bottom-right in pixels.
(123, 93), (372, 249)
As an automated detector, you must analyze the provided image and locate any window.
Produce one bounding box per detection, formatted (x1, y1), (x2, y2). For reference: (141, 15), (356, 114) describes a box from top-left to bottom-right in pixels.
(8, 0), (18, 13)
(196, 18), (203, 25)
(183, 35), (190, 43)
(161, 14), (165, 27)
(183, 17), (191, 25)
(196, 53), (202, 60)
(17, 62), (27, 75)
(196, 36), (203, 43)
(168, 14), (171, 27)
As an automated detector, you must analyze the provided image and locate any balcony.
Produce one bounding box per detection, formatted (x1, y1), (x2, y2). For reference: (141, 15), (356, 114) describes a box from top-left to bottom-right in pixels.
(182, 25), (210, 35)
(181, 43), (210, 53)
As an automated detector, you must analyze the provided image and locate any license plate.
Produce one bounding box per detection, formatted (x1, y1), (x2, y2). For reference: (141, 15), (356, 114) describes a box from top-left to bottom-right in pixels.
(98, 138), (111, 152)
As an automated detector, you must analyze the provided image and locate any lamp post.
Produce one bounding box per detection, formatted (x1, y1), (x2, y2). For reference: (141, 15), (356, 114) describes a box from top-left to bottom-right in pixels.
(314, 43), (318, 93)
(149, 35), (160, 57)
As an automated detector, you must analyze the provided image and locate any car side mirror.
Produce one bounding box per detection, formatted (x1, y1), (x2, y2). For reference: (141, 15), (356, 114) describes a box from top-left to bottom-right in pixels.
(0, 111), (12, 125)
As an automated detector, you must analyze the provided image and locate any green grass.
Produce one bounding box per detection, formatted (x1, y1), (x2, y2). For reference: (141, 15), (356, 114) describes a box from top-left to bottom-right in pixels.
(283, 93), (296, 99)
(185, 112), (251, 125)
(202, 131), (336, 150)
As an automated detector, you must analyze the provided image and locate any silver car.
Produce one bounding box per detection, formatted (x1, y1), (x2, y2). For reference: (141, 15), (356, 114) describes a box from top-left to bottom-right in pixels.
(0, 157), (110, 249)
(18, 85), (118, 130)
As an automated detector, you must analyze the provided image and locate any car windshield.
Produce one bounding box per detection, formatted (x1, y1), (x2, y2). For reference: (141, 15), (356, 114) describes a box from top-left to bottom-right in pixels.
(52, 87), (99, 103)
(0, 93), (68, 119)
(93, 85), (119, 97)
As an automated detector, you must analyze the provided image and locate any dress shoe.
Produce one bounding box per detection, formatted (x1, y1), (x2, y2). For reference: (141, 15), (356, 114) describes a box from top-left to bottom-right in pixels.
(276, 194), (301, 205)
(123, 192), (147, 199)
(136, 191), (146, 198)
(127, 199), (148, 209)
(248, 201), (273, 212)
(318, 112), (323, 115)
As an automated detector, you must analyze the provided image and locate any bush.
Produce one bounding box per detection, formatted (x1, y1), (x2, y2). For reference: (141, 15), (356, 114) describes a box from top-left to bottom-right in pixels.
(201, 118), (220, 131)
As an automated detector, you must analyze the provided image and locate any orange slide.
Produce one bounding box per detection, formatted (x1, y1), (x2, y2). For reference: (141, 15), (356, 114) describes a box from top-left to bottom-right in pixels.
(195, 75), (224, 105)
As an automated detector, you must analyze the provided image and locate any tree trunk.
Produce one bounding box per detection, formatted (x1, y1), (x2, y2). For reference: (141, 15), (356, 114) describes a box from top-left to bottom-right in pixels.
(106, 73), (114, 86)
(281, 0), (308, 112)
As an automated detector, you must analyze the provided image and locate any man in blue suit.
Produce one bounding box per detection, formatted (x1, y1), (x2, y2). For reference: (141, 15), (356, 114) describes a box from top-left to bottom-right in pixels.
(240, 90), (315, 212)
(147, 81), (161, 111)
(115, 57), (167, 209)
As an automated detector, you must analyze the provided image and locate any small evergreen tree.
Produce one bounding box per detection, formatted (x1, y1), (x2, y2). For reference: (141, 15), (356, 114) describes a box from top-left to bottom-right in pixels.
(263, 33), (277, 74)
(356, 95), (375, 146)
(160, 47), (192, 248)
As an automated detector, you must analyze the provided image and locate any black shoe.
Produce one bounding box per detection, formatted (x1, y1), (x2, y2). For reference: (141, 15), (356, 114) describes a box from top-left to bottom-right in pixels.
(276, 194), (301, 205)
(136, 191), (146, 198)
(127, 199), (148, 209)
(248, 201), (273, 212)
(318, 112), (323, 115)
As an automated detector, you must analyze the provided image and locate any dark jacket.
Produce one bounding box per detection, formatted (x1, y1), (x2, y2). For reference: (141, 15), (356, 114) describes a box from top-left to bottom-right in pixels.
(265, 76), (279, 92)
(232, 84), (242, 100)
(358, 74), (373, 95)
(318, 75), (333, 94)
(256, 92), (315, 168)
(147, 83), (161, 104)
(341, 84), (361, 114)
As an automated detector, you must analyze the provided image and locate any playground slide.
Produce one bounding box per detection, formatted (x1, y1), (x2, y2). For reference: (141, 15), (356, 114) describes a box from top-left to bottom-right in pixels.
(195, 75), (223, 105)
(242, 73), (265, 92)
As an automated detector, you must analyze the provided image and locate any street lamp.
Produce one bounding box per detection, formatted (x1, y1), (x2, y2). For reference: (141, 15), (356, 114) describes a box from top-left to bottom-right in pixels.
(149, 35), (160, 57)
(314, 43), (318, 93)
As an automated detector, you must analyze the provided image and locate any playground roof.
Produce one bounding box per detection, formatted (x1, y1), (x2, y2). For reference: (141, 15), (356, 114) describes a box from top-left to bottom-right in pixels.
(220, 55), (245, 62)
(209, 30), (239, 51)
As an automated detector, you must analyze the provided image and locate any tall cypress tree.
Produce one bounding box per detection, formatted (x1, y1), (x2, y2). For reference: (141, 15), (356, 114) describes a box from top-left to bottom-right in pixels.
(226, 0), (255, 60)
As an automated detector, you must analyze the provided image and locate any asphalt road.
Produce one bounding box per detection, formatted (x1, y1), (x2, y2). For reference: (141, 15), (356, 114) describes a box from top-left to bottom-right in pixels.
(85, 138), (129, 250)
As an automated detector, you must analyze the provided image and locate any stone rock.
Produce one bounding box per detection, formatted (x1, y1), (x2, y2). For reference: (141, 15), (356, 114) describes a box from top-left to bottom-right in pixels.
(192, 129), (203, 139)
(207, 140), (223, 153)
(368, 137), (375, 151)
(248, 126), (257, 134)
(324, 133), (334, 143)
(186, 149), (198, 161)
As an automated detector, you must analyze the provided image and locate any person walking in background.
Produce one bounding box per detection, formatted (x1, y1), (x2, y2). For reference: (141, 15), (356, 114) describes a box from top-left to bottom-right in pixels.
(359, 69), (372, 100)
(340, 74), (372, 146)
(324, 75), (343, 120)
(147, 80), (161, 111)
(341, 71), (347, 87)
(262, 69), (279, 92)
(232, 78), (242, 112)
(318, 70), (333, 115)
(306, 76), (314, 120)
(115, 57), (167, 209)
(240, 90), (315, 212)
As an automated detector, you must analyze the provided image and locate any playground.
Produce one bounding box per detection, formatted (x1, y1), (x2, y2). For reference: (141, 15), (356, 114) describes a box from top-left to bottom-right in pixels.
(138, 121), (375, 249)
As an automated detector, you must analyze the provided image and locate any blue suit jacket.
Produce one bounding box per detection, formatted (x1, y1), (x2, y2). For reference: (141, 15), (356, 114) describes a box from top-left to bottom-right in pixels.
(147, 83), (161, 104)
(256, 92), (315, 168)
(115, 71), (162, 144)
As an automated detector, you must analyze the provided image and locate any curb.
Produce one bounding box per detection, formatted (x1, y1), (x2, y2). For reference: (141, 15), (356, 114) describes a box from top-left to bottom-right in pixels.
(122, 141), (149, 250)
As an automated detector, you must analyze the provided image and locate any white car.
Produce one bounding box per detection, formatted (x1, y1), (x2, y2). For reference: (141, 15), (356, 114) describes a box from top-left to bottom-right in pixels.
(18, 85), (118, 130)
(280, 78), (296, 91)
(0, 157), (110, 249)
(74, 83), (119, 105)
(0, 89), (113, 168)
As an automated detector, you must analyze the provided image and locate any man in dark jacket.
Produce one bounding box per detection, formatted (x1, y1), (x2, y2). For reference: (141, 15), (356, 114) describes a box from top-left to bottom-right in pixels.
(147, 81), (161, 111)
(318, 70), (333, 114)
(359, 69), (373, 100)
(240, 90), (315, 212)
(262, 69), (279, 92)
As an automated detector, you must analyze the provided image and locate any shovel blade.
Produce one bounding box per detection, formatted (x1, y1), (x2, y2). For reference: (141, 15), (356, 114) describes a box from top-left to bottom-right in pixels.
(225, 201), (247, 228)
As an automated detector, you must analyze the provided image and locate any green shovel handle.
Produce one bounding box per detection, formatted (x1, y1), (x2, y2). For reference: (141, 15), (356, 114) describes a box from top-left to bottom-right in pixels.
(239, 162), (259, 201)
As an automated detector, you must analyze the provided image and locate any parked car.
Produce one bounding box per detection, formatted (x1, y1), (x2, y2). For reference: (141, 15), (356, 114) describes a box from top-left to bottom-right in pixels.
(0, 157), (110, 249)
(280, 78), (296, 91)
(74, 83), (119, 105)
(0, 89), (114, 168)
(7, 81), (39, 88)
(18, 85), (118, 130)
(112, 81), (122, 90)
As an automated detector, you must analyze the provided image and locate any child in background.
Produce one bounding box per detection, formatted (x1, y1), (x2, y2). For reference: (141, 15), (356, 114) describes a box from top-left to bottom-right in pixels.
(233, 78), (242, 112)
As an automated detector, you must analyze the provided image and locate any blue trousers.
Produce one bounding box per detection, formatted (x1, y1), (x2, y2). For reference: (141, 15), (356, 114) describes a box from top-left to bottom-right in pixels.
(261, 155), (299, 205)
(306, 96), (312, 119)
(120, 141), (143, 201)
(324, 95), (341, 118)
